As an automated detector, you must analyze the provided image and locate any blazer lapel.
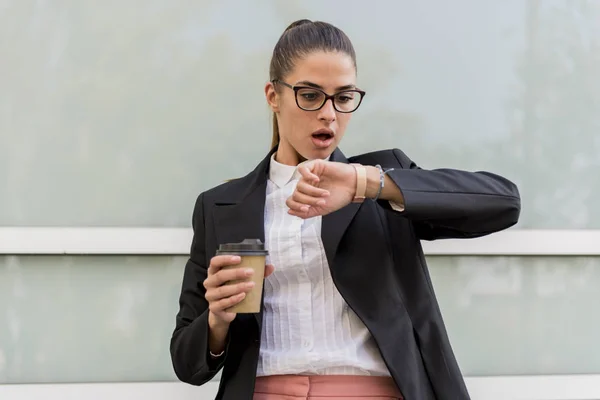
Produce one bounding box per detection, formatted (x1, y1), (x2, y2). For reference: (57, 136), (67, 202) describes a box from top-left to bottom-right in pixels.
(212, 148), (275, 329)
(321, 148), (362, 268)
(213, 183), (267, 253)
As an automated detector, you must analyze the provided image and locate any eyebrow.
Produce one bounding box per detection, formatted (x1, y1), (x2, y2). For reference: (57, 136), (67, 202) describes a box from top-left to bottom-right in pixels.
(294, 80), (357, 91)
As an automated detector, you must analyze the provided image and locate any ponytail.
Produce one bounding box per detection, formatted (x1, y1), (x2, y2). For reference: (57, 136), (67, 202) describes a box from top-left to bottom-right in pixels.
(271, 113), (280, 149)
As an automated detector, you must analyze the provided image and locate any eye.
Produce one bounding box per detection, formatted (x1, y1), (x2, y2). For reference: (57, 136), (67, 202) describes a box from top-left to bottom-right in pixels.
(299, 90), (321, 101)
(336, 93), (355, 103)
(302, 93), (317, 100)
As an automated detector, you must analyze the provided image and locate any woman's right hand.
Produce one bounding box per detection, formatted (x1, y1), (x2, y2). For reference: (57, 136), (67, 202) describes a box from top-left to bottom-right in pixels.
(203, 255), (274, 329)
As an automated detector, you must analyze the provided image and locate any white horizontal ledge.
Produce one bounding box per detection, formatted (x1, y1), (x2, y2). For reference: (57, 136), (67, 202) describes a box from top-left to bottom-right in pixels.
(465, 374), (600, 400)
(2, 375), (600, 400)
(0, 227), (599, 256)
(0, 227), (192, 255)
(421, 229), (600, 256)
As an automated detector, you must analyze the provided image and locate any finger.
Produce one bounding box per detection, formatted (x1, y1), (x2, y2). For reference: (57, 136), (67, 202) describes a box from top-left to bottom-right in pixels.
(205, 280), (255, 302)
(208, 255), (241, 275)
(292, 189), (327, 208)
(287, 207), (319, 219)
(209, 292), (247, 314)
(265, 264), (275, 278)
(214, 266), (254, 286)
(296, 180), (329, 198)
(205, 265), (254, 288)
(286, 196), (311, 214)
(286, 197), (323, 218)
(299, 166), (320, 184)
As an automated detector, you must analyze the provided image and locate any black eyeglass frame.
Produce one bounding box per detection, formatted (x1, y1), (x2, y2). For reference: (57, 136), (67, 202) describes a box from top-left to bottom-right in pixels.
(272, 79), (366, 113)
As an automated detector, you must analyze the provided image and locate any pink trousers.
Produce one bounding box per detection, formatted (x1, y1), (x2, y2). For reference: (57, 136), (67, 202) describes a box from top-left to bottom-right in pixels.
(253, 375), (404, 400)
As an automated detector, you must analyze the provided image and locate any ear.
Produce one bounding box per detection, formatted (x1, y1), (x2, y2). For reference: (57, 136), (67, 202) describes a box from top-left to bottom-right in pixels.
(265, 81), (280, 113)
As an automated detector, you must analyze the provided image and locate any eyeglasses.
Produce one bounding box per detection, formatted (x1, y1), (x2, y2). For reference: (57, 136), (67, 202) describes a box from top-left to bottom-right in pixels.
(272, 80), (365, 113)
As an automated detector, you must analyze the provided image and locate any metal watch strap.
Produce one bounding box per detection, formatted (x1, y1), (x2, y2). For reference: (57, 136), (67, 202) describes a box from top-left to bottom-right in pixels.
(372, 165), (396, 202)
(372, 164), (385, 201)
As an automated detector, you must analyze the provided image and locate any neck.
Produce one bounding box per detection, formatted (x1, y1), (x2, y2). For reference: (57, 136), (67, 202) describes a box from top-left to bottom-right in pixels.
(274, 142), (304, 166)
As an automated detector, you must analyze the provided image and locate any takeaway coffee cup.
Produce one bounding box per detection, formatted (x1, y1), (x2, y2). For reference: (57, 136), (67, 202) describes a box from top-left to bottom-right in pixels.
(216, 239), (269, 313)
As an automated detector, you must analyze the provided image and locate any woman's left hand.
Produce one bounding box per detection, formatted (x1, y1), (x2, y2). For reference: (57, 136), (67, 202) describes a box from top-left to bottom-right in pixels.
(286, 160), (357, 219)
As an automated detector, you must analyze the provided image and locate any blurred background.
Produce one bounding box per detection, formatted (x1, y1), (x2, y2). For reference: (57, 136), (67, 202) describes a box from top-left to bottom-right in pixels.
(1, 0), (599, 399)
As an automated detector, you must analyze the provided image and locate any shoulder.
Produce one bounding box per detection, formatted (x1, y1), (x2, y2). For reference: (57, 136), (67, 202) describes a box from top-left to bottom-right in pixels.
(188, 177), (247, 227)
(191, 149), (273, 213)
(194, 172), (255, 208)
(347, 148), (414, 169)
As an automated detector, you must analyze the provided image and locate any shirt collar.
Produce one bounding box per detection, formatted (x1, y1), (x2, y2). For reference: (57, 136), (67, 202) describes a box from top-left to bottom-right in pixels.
(269, 154), (298, 188)
(268, 153), (330, 189)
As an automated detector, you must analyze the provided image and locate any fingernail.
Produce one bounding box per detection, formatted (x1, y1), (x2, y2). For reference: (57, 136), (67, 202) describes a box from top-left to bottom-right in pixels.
(244, 268), (254, 276)
(231, 256), (241, 262)
(245, 281), (255, 288)
(317, 200), (326, 206)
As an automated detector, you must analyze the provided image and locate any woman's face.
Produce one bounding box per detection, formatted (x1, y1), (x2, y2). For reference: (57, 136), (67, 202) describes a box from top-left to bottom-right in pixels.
(266, 51), (357, 165)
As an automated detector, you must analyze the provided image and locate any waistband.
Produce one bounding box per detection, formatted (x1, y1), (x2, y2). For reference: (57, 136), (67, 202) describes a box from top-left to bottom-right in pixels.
(254, 375), (403, 398)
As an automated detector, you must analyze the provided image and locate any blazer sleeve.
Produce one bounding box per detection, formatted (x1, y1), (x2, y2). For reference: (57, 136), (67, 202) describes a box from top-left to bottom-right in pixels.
(170, 193), (229, 385)
(383, 148), (521, 240)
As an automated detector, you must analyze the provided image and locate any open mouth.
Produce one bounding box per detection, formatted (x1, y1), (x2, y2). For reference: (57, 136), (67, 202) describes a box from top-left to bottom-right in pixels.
(312, 132), (333, 140)
(311, 129), (335, 148)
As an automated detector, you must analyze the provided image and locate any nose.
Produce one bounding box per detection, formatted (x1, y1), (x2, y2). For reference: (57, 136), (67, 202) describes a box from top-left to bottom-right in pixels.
(317, 98), (336, 122)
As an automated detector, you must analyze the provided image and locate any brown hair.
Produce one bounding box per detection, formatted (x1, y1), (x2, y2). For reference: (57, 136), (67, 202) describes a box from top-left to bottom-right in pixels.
(269, 19), (357, 148)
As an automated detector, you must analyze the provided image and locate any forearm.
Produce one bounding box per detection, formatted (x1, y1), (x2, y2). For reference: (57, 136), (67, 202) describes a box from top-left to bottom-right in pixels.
(365, 165), (404, 206)
(363, 164), (520, 237)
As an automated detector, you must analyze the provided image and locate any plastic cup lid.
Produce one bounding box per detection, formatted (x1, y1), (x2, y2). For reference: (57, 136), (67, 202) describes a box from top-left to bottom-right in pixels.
(217, 239), (268, 255)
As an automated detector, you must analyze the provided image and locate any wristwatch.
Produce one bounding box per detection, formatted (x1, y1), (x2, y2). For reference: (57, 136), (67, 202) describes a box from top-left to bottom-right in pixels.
(351, 163), (367, 203)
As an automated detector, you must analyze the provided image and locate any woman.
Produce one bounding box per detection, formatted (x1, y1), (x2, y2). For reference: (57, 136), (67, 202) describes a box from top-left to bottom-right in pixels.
(170, 19), (520, 400)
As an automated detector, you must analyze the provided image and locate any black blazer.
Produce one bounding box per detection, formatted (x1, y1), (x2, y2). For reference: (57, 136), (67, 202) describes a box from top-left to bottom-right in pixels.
(170, 147), (521, 400)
